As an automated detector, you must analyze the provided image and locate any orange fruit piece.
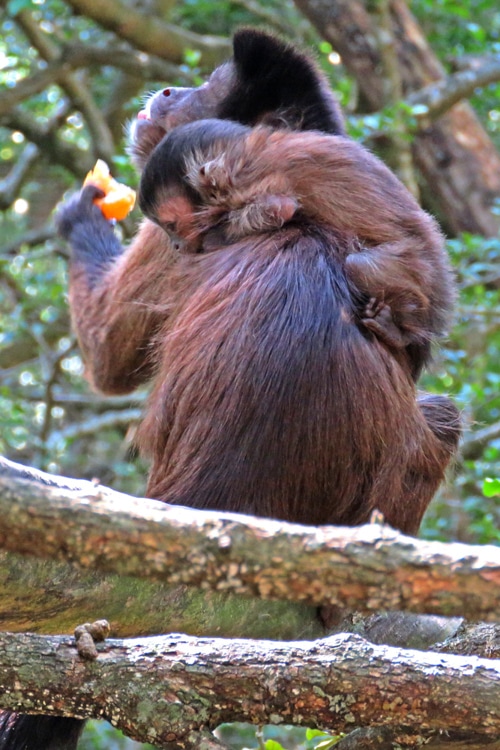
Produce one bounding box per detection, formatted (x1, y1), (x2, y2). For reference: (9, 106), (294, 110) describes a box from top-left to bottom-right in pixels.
(83, 160), (136, 221)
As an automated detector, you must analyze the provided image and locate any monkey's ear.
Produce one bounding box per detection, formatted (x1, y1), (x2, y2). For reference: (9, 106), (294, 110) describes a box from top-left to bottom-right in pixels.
(227, 194), (299, 239)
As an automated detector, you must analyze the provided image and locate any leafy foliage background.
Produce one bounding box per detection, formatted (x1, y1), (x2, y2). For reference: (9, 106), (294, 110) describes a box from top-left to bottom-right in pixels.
(1, 0), (500, 746)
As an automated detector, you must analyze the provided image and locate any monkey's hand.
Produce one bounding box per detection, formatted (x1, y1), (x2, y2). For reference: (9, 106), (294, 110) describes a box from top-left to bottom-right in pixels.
(361, 298), (411, 350)
(57, 184), (106, 240)
(346, 252), (430, 342)
(57, 185), (123, 272)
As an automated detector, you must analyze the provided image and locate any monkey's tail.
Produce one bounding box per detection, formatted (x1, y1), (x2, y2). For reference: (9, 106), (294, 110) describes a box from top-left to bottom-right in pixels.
(0, 712), (85, 750)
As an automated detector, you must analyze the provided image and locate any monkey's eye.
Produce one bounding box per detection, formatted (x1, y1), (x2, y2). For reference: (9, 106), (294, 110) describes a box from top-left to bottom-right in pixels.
(162, 88), (171, 97)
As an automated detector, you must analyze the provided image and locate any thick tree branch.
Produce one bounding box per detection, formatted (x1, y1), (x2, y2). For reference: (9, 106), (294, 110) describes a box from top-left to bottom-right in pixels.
(61, 42), (194, 81)
(370, 0), (419, 196)
(7, 549), (486, 657)
(62, 0), (230, 67)
(0, 550), (325, 641)
(1, 456), (499, 620)
(408, 57), (500, 123)
(435, 621), (500, 659)
(0, 631), (499, 748)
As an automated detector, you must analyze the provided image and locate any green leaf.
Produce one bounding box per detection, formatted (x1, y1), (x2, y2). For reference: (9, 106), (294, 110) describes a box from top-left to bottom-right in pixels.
(306, 729), (329, 740)
(483, 477), (500, 498)
(183, 48), (202, 68)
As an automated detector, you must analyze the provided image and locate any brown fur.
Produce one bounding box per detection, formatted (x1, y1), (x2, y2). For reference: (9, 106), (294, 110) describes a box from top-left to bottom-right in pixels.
(132, 222), (458, 534)
(66, 199), (459, 536)
(68, 220), (172, 394)
(181, 127), (455, 377)
(62, 49), (460, 537)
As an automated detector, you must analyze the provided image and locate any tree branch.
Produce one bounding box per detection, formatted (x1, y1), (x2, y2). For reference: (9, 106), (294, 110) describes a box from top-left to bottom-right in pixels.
(461, 420), (500, 460)
(1, 456), (499, 620)
(60, 41), (195, 81)
(16, 10), (115, 161)
(62, 0), (230, 67)
(335, 726), (500, 749)
(0, 631), (499, 748)
(294, 0), (500, 236)
(370, 0), (419, 196)
(0, 107), (92, 177)
(408, 57), (500, 123)
(0, 549), (325, 641)
(0, 143), (40, 210)
(0, 41), (195, 118)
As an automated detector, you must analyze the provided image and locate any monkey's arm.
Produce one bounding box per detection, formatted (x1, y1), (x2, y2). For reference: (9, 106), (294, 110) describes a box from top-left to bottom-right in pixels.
(58, 187), (172, 395)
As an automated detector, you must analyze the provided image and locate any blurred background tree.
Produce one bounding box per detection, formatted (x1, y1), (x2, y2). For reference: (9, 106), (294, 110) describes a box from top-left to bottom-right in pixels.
(1, 0), (500, 746)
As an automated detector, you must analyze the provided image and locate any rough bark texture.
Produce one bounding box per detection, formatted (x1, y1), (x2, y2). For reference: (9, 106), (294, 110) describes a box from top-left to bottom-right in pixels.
(435, 621), (500, 659)
(0, 551), (324, 642)
(0, 631), (499, 749)
(294, 0), (500, 235)
(335, 727), (500, 749)
(5, 551), (483, 659)
(1, 456), (499, 621)
(13, 548), (500, 665)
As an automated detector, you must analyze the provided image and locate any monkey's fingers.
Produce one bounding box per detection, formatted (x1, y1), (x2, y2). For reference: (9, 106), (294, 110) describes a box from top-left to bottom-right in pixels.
(56, 186), (109, 241)
(80, 183), (106, 205)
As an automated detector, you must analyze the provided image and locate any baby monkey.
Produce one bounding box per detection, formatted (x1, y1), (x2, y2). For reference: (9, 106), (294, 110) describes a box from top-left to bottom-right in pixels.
(139, 119), (455, 379)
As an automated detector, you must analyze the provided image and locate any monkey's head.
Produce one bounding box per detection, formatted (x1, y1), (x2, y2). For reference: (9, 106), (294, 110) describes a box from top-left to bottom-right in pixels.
(139, 118), (300, 251)
(130, 28), (345, 169)
(139, 119), (249, 251)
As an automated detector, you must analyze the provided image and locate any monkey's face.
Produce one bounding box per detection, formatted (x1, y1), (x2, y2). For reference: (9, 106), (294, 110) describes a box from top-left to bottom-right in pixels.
(130, 64), (235, 169)
(143, 189), (202, 252)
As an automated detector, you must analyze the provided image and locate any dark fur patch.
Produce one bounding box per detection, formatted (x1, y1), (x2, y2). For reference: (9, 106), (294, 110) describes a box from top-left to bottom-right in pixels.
(218, 28), (346, 134)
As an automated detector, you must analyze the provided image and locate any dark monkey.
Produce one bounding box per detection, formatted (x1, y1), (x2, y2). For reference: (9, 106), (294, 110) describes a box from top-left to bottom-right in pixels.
(0, 29), (460, 750)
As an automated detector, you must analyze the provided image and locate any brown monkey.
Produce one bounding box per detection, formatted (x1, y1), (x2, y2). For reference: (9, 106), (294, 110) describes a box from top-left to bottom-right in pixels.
(1, 29), (460, 750)
(55, 117), (460, 529)
(130, 37), (456, 382)
(139, 119), (455, 379)
(129, 117), (460, 523)
(54, 41), (461, 529)
(130, 27), (347, 170)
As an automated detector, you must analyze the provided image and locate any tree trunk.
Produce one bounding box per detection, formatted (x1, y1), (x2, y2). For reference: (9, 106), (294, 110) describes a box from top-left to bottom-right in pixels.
(295, 0), (500, 236)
